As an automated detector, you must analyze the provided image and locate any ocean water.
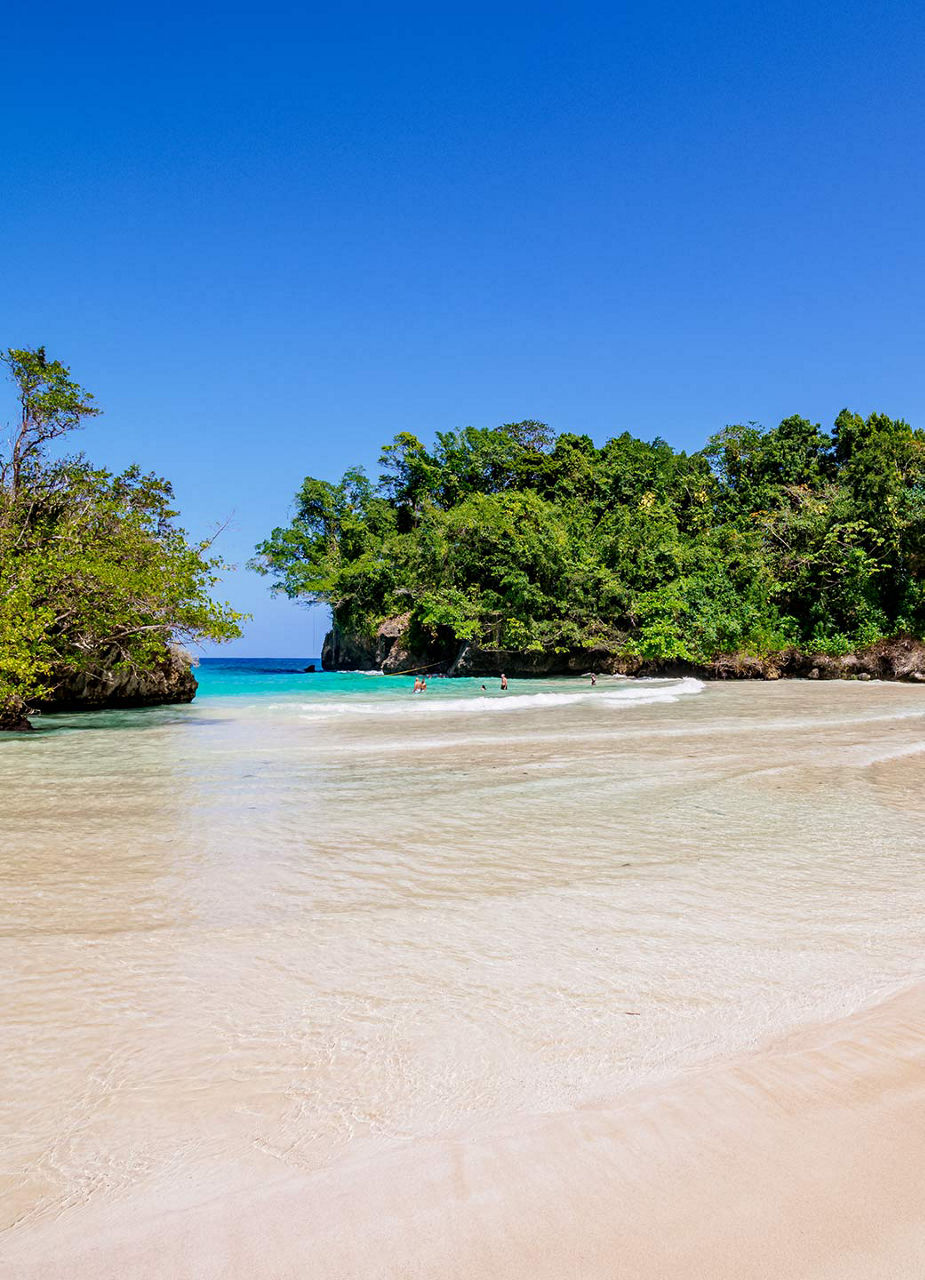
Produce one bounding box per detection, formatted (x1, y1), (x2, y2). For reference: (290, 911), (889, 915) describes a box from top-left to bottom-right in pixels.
(2, 662), (925, 1234)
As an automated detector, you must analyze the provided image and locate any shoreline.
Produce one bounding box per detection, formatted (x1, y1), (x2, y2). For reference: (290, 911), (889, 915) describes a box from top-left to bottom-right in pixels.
(323, 625), (925, 684)
(6, 978), (925, 1278)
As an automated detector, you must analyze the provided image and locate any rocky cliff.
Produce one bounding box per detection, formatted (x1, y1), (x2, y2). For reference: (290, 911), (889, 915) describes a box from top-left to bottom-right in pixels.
(38, 645), (199, 711)
(322, 615), (437, 674)
(2, 645), (199, 731)
(322, 619), (925, 684)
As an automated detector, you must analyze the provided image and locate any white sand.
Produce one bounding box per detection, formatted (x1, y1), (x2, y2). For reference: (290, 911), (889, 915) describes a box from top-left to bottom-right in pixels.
(5, 980), (925, 1279)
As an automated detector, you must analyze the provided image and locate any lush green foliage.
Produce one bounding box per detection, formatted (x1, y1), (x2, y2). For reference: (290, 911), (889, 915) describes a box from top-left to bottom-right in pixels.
(1, 347), (244, 722)
(258, 412), (925, 664)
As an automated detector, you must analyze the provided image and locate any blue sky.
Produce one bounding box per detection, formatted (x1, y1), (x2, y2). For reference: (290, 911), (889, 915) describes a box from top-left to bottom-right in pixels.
(3, 1), (924, 655)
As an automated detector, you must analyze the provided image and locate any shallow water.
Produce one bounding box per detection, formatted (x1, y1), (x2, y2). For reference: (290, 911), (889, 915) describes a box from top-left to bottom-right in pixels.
(2, 667), (925, 1233)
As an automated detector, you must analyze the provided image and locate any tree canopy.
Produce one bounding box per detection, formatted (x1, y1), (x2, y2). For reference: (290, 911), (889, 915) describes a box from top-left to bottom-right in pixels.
(1, 347), (244, 726)
(255, 414), (925, 663)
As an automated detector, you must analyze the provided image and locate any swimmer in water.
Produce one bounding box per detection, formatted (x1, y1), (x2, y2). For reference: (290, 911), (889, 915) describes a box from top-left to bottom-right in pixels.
(590, 673), (597, 686)
(500, 673), (508, 691)
(413, 677), (422, 693)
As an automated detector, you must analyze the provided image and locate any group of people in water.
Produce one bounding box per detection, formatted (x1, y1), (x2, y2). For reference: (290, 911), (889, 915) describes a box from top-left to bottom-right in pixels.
(411, 673), (508, 693)
(411, 672), (602, 692)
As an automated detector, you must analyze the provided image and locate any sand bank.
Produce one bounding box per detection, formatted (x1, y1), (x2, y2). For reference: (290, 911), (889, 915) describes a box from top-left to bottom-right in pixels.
(4, 980), (924, 1279)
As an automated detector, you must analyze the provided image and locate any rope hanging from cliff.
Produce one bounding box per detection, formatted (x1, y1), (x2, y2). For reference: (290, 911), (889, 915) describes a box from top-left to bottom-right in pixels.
(392, 661), (447, 676)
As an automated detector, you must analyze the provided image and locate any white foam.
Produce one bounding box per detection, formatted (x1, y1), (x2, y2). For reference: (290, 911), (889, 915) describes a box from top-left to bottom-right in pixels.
(283, 677), (705, 722)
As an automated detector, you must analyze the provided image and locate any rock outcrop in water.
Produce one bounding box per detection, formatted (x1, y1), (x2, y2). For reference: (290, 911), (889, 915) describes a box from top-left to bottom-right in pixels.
(322, 620), (925, 683)
(322, 615), (436, 674)
(38, 645), (199, 712)
(2, 645), (199, 730)
(0, 699), (34, 732)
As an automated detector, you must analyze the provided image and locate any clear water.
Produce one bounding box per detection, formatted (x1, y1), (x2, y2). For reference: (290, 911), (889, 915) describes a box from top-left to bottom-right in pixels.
(191, 657), (698, 707)
(3, 663), (925, 1235)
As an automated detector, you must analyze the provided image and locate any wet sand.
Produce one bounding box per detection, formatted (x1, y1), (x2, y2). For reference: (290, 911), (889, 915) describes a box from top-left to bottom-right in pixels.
(4, 678), (925, 1275)
(5, 979), (924, 1278)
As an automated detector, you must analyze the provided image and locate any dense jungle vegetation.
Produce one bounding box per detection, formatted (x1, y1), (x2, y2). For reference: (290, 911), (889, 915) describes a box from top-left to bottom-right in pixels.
(0, 347), (243, 728)
(255, 414), (925, 662)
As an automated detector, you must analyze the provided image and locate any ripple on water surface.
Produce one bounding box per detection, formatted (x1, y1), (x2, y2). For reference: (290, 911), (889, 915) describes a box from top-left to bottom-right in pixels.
(1, 675), (925, 1228)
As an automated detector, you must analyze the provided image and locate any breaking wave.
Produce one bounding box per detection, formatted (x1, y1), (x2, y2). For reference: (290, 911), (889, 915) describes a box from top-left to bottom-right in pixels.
(281, 677), (705, 721)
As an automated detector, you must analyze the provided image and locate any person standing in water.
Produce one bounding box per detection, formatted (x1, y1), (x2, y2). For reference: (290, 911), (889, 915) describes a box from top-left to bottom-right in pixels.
(500, 673), (508, 690)
(412, 677), (422, 693)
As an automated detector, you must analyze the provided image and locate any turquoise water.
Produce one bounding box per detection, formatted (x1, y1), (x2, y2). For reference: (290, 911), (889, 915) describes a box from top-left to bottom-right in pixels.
(196, 656), (325, 697)
(189, 658), (708, 724)
(19, 656), (702, 736)
(195, 657), (516, 702)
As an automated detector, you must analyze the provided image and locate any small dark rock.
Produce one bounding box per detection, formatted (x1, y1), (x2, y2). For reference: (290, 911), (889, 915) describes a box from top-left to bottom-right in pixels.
(0, 697), (34, 732)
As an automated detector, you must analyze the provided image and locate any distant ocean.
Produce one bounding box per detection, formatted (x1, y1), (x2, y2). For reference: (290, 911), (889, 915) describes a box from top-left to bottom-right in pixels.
(195, 656), (325, 699)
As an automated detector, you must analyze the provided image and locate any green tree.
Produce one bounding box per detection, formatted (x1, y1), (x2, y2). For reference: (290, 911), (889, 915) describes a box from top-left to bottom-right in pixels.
(1, 347), (245, 729)
(1, 347), (99, 499)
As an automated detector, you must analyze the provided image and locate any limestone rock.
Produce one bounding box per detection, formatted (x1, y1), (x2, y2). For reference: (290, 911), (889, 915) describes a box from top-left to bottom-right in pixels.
(320, 620), (925, 685)
(36, 645), (198, 713)
(0, 696), (33, 731)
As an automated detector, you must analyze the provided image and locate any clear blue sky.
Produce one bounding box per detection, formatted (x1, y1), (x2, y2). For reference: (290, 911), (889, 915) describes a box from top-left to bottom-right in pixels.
(3, 1), (923, 655)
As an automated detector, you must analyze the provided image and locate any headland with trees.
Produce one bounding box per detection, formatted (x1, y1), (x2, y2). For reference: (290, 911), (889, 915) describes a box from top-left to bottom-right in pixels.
(255, 414), (925, 681)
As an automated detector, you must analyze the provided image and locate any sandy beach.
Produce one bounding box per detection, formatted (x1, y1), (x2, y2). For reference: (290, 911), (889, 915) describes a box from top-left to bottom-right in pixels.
(4, 978), (924, 1278)
(4, 677), (925, 1277)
